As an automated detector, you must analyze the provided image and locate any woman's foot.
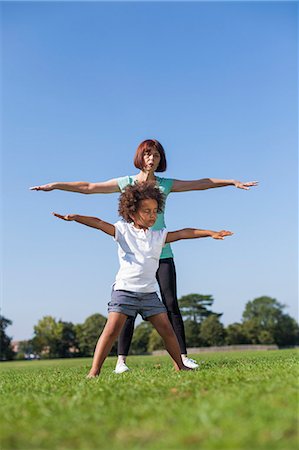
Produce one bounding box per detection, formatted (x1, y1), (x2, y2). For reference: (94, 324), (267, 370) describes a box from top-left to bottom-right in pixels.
(114, 355), (130, 374)
(114, 360), (130, 374)
(181, 355), (199, 369)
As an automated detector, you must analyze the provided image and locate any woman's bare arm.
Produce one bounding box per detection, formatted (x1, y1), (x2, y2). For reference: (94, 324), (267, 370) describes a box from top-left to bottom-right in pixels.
(166, 228), (233, 243)
(30, 178), (120, 194)
(171, 178), (258, 192)
(52, 213), (115, 236)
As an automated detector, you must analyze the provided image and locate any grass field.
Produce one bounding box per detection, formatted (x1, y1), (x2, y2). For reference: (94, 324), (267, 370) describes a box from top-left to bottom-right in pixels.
(1, 349), (298, 450)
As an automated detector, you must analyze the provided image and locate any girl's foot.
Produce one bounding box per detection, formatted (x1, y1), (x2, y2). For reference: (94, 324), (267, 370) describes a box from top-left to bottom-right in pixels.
(174, 364), (193, 371)
(86, 370), (100, 378)
(181, 365), (193, 371)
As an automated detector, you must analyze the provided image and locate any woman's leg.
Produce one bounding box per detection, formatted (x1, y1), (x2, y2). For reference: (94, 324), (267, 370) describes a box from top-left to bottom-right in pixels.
(156, 258), (187, 354)
(115, 316), (136, 372)
(148, 313), (190, 371)
(88, 312), (128, 377)
(117, 315), (136, 357)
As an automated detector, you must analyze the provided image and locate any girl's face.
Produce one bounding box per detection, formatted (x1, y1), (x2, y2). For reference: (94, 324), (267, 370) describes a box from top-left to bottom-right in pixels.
(142, 148), (161, 172)
(131, 199), (158, 229)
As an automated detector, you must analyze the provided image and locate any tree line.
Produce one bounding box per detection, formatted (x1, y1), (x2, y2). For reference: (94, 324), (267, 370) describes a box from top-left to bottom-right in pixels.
(1, 295), (298, 360)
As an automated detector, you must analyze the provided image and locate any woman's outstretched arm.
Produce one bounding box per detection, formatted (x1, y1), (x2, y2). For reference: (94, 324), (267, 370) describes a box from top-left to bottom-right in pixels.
(171, 178), (258, 192)
(30, 178), (120, 194)
(52, 213), (115, 236)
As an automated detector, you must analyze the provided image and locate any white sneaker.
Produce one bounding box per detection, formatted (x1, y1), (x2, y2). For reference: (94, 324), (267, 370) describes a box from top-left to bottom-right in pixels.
(182, 357), (199, 369)
(114, 361), (130, 374)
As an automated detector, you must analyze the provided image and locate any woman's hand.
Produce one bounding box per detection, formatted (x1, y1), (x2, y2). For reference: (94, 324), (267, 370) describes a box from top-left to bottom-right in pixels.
(30, 184), (54, 191)
(30, 179), (119, 194)
(234, 180), (258, 190)
(52, 212), (76, 221)
(211, 230), (233, 240)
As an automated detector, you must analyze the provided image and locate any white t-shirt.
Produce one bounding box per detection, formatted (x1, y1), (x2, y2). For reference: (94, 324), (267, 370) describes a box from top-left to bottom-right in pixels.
(113, 220), (168, 293)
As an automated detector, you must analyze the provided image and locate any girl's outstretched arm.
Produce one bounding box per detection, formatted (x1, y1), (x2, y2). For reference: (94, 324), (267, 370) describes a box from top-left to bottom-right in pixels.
(52, 213), (115, 236)
(166, 229), (233, 243)
(30, 178), (120, 194)
(171, 178), (258, 192)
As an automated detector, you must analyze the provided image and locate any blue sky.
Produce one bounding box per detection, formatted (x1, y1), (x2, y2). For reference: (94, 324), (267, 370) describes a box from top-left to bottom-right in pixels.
(2, 1), (298, 341)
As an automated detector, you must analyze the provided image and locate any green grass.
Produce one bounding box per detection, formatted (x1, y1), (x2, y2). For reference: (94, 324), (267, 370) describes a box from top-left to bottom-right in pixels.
(1, 349), (298, 450)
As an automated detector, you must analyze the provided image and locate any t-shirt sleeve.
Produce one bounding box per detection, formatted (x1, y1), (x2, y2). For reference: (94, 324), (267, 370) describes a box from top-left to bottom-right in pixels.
(158, 177), (174, 196)
(160, 228), (168, 247)
(113, 220), (126, 242)
(117, 176), (130, 192)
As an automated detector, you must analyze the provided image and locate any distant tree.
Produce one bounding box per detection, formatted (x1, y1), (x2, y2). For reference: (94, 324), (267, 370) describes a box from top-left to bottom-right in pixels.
(243, 296), (285, 326)
(0, 315), (15, 360)
(147, 329), (163, 352)
(272, 314), (299, 346)
(179, 294), (221, 323)
(225, 323), (251, 345)
(32, 316), (79, 358)
(242, 296), (299, 346)
(257, 330), (274, 345)
(16, 340), (34, 359)
(56, 321), (78, 358)
(241, 320), (261, 345)
(76, 314), (108, 356)
(184, 319), (201, 347)
(200, 315), (225, 346)
(131, 322), (152, 354)
(32, 316), (63, 358)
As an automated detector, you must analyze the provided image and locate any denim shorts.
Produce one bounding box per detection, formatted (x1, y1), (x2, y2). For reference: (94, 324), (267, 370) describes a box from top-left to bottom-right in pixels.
(108, 289), (167, 320)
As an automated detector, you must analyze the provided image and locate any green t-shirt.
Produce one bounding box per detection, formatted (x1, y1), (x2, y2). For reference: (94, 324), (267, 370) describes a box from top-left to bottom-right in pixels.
(117, 175), (174, 259)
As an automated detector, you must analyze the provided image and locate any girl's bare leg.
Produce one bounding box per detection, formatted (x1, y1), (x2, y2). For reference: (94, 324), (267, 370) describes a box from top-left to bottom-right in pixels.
(148, 313), (191, 371)
(87, 312), (128, 378)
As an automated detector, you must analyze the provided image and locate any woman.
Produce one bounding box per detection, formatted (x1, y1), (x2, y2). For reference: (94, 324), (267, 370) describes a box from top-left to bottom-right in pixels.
(31, 139), (257, 372)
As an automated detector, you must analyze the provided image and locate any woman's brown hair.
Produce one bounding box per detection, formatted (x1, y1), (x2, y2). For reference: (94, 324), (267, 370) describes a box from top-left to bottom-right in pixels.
(134, 139), (167, 172)
(118, 181), (165, 223)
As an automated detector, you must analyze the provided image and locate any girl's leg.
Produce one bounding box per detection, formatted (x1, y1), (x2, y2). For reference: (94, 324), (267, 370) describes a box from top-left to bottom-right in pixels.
(148, 313), (190, 371)
(88, 312), (128, 377)
(156, 258), (187, 354)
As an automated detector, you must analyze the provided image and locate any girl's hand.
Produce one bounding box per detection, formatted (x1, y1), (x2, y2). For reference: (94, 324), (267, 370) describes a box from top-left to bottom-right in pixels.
(211, 230), (233, 240)
(52, 212), (76, 221)
(234, 180), (258, 190)
(30, 183), (54, 191)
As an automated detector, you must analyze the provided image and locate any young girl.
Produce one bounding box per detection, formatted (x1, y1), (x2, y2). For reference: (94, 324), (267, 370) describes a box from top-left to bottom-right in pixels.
(53, 182), (233, 377)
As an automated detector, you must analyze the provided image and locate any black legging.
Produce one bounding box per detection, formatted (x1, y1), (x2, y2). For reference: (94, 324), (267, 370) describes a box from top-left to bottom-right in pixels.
(117, 257), (187, 355)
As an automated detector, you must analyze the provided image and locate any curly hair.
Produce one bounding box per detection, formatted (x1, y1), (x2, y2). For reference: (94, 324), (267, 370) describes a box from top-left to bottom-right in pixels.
(118, 181), (165, 223)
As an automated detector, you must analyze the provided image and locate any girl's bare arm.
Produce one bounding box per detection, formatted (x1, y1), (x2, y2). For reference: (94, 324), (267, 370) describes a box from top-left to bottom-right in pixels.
(30, 178), (120, 194)
(52, 213), (115, 236)
(166, 228), (233, 243)
(171, 178), (258, 192)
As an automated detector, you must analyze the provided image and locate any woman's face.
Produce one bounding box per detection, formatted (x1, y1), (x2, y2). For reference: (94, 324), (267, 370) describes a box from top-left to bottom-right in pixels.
(142, 148), (161, 172)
